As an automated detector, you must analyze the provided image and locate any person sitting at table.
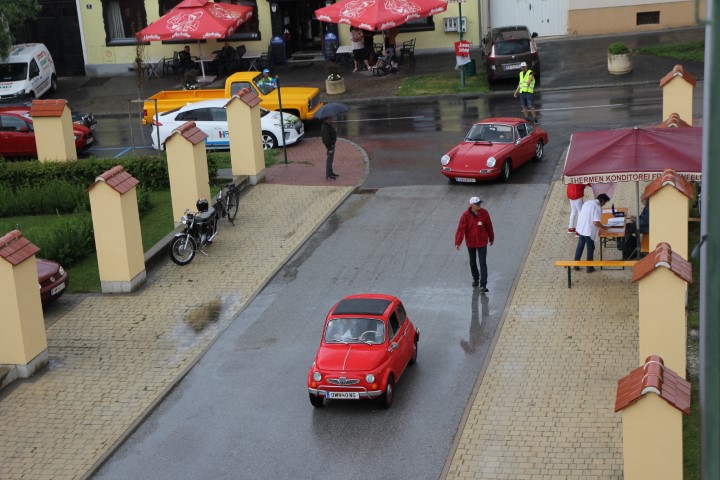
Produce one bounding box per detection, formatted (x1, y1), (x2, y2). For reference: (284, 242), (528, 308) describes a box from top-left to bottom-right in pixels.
(573, 193), (611, 273)
(638, 199), (649, 234)
(178, 45), (195, 75)
(212, 41), (236, 76)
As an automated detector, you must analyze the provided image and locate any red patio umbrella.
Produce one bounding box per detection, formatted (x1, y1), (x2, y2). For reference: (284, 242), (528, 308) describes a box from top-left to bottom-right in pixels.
(137, 0), (253, 79)
(315, 0), (447, 31)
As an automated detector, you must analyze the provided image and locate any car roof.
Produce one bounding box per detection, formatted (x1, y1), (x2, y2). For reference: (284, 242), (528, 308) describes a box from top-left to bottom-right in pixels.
(178, 99), (230, 111)
(489, 26), (531, 41)
(475, 117), (525, 125)
(332, 295), (396, 316)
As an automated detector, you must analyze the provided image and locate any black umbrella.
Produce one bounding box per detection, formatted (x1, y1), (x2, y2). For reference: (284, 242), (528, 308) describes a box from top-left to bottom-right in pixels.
(314, 102), (350, 119)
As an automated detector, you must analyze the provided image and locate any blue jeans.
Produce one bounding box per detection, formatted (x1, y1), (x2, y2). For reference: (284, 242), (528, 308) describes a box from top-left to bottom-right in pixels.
(467, 247), (488, 287)
(574, 235), (595, 261)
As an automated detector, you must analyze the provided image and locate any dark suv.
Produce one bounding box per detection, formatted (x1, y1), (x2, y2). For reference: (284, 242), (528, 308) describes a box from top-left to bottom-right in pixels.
(481, 26), (540, 83)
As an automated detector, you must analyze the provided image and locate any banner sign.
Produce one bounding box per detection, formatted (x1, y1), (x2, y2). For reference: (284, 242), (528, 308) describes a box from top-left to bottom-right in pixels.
(454, 40), (471, 57)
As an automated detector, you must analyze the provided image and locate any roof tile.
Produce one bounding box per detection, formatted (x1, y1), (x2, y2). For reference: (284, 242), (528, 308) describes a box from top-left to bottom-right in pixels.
(234, 87), (262, 108)
(642, 168), (695, 201)
(87, 165), (139, 194)
(0, 230), (40, 265)
(659, 64), (697, 88)
(168, 121), (208, 145)
(29, 99), (69, 117)
(631, 242), (693, 284)
(656, 113), (692, 128)
(615, 355), (691, 415)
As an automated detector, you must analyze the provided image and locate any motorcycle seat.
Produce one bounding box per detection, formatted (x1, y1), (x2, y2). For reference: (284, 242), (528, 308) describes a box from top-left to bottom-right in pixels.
(196, 207), (216, 223)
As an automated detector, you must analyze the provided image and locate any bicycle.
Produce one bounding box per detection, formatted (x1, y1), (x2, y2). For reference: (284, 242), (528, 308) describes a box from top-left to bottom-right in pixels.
(213, 181), (240, 225)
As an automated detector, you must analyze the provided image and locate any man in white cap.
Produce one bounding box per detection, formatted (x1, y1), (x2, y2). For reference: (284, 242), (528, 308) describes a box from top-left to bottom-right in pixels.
(513, 62), (538, 124)
(455, 196), (495, 292)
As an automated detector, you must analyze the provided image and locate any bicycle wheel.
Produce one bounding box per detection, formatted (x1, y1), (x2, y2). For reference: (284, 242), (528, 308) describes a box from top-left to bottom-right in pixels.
(226, 190), (239, 222)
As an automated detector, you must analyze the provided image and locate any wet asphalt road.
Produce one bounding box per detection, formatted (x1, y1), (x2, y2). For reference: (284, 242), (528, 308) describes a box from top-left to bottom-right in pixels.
(93, 84), (702, 480)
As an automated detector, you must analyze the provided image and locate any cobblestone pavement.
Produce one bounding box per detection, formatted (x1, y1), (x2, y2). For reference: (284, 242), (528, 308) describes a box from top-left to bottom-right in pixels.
(444, 181), (641, 480)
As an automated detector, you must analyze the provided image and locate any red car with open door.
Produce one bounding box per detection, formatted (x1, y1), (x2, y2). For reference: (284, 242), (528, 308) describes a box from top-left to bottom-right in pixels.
(307, 294), (419, 409)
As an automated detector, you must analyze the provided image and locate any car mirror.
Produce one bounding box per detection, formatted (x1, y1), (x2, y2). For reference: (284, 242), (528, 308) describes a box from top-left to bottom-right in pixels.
(19, 126), (31, 133)
(532, 32), (538, 38)
(388, 342), (398, 352)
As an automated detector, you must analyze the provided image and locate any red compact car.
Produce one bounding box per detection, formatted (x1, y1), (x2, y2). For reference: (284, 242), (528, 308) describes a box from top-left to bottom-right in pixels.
(441, 117), (548, 183)
(0, 106), (93, 158)
(37, 257), (68, 305)
(307, 294), (419, 409)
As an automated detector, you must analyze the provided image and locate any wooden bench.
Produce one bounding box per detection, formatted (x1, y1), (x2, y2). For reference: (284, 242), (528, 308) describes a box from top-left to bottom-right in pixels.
(555, 260), (638, 288)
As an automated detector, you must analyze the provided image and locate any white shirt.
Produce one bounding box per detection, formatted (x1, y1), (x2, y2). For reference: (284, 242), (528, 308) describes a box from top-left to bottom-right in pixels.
(576, 199), (602, 242)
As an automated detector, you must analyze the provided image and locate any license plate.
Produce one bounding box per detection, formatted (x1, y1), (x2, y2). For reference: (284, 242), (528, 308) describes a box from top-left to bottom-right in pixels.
(327, 392), (360, 400)
(504, 63), (521, 71)
(456, 177), (476, 183)
(86, 137), (94, 144)
(51, 282), (65, 295)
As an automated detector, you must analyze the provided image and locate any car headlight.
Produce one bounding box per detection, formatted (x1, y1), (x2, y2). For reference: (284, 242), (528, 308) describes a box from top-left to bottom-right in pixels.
(365, 373), (375, 383)
(486, 156), (497, 168)
(58, 267), (65, 276)
(313, 372), (322, 382)
(441, 154), (451, 166)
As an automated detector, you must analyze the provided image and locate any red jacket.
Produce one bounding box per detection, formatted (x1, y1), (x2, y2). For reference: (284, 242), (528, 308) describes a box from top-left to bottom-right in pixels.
(567, 183), (588, 200)
(455, 207), (494, 248)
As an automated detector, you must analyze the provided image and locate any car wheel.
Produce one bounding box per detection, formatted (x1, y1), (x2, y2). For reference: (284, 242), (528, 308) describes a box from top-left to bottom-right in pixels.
(409, 339), (418, 365)
(309, 393), (324, 408)
(49, 74), (58, 94)
(380, 375), (395, 409)
(533, 140), (544, 161)
(262, 131), (278, 150)
(500, 159), (511, 183)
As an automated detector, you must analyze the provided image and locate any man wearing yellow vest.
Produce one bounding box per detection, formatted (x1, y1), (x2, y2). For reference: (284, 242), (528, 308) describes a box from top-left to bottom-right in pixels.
(513, 62), (538, 124)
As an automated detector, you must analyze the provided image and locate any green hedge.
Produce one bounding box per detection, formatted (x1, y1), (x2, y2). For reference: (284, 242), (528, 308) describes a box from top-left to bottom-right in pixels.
(0, 155), (219, 192)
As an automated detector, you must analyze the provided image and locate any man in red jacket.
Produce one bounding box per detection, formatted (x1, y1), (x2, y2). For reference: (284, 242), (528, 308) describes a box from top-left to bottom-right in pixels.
(455, 196), (495, 292)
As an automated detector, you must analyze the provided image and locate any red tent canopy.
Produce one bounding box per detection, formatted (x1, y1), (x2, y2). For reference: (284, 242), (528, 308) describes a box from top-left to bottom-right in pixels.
(562, 126), (703, 184)
(137, 0), (253, 41)
(315, 0), (447, 31)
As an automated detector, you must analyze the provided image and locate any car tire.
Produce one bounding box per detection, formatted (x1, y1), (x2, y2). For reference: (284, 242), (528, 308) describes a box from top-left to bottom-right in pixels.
(409, 339), (418, 365)
(262, 131), (278, 150)
(309, 393), (324, 408)
(379, 375), (395, 409)
(49, 74), (58, 94)
(500, 159), (511, 183)
(533, 140), (544, 161)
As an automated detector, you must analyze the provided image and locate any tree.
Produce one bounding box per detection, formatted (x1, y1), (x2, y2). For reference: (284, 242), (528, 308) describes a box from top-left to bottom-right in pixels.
(0, 0), (41, 59)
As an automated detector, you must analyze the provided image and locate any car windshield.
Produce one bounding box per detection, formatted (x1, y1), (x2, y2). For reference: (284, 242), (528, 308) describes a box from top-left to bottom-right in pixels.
(324, 318), (385, 344)
(0, 62), (28, 81)
(494, 39), (531, 56)
(465, 124), (514, 143)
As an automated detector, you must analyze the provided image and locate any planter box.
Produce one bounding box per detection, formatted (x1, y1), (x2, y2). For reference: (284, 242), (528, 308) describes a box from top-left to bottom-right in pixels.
(608, 53), (632, 75)
(325, 78), (346, 95)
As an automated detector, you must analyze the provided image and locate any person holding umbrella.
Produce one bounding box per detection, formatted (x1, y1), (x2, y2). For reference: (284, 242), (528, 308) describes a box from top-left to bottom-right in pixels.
(316, 102), (350, 180)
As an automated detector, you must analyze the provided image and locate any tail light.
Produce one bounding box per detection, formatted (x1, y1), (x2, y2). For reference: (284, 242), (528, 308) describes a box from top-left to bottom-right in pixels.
(488, 46), (495, 61)
(530, 41), (537, 54)
(143, 109), (148, 118)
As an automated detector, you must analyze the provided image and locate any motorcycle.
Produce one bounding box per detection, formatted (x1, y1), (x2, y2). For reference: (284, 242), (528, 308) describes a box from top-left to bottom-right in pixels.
(169, 198), (218, 266)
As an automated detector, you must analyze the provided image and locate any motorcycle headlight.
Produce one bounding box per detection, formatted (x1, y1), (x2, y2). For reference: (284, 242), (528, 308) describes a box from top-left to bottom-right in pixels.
(486, 157), (497, 168)
(181, 215), (188, 225)
(365, 373), (375, 383)
(312, 372), (322, 382)
(441, 154), (451, 166)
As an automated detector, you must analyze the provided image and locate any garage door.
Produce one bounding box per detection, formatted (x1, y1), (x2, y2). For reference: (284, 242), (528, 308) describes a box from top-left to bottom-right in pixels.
(489, 0), (568, 37)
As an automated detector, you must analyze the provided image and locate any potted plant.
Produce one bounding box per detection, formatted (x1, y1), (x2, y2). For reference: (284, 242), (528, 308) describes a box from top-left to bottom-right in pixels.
(182, 69), (199, 90)
(325, 62), (345, 95)
(607, 42), (632, 75)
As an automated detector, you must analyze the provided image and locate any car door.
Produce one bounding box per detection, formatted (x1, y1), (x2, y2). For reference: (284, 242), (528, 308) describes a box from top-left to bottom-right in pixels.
(387, 312), (407, 377)
(209, 107), (229, 149)
(0, 113), (35, 157)
(395, 302), (412, 367)
(514, 122), (534, 166)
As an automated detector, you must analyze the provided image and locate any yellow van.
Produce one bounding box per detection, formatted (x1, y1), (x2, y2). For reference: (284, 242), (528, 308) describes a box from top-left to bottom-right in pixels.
(0, 43), (57, 100)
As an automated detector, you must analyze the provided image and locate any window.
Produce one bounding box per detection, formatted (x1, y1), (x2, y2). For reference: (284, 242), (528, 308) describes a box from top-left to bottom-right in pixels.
(211, 108), (227, 122)
(396, 303), (407, 325)
(517, 123), (528, 139)
(177, 108), (212, 121)
(103, 0), (147, 45)
(229, 81), (254, 96)
(0, 115), (30, 131)
(637, 11), (660, 25)
(28, 60), (39, 79)
(399, 16), (435, 33)
(388, 313), (400, 339)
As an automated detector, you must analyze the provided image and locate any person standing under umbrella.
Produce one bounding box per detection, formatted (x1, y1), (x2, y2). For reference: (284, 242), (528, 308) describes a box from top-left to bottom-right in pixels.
(321, 116), (338, 180)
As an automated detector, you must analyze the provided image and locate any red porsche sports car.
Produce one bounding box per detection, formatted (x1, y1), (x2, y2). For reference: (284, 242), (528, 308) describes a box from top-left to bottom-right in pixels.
(307, 294), (419, 409)
(441, 117), (549, 183)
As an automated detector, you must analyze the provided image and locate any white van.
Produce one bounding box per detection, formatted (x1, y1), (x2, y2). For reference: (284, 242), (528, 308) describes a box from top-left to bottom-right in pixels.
(0, 43), (57, 100)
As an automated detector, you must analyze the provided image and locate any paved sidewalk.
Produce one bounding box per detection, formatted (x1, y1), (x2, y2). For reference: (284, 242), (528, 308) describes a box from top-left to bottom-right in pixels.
(445, 181), (641, 480)
(0, 143), (364, 480)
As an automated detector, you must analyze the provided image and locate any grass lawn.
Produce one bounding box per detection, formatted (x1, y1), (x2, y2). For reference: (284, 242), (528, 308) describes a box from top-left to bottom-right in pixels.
(398, 71), (491, 97)
(635, 40), (705, 63)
